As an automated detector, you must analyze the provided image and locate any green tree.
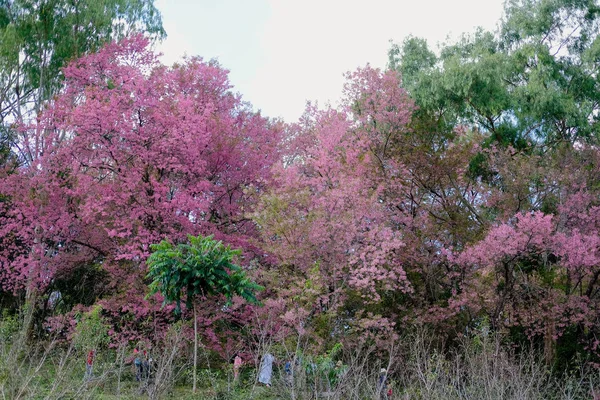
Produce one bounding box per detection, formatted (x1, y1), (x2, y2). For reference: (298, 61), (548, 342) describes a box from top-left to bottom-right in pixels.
(387, 0), (600, 364)
(387, 0), (600, 233)
(72, 305), (110, 356)
(0, 0), (164, 166)
(146, 234), (262, 393)
(389, 0), (600, 149)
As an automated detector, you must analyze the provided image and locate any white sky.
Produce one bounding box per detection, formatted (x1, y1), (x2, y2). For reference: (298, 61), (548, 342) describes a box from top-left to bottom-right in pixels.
(155, 0), (505, 122)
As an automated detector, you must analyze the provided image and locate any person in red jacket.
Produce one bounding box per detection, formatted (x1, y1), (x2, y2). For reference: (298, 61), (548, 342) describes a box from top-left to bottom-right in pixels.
(386, 381), (393, 399)
(84, 349), (95, 381)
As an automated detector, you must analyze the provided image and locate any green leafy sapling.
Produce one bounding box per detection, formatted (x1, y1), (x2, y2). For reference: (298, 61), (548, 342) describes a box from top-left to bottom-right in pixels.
(146, 234), (263, 392)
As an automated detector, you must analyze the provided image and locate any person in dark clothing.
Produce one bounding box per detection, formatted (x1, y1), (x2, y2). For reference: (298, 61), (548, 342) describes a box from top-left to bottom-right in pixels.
(134, 347), (147, 381)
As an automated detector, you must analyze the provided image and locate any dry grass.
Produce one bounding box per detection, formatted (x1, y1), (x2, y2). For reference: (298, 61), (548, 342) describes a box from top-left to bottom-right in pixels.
(1, 308), (599, 400)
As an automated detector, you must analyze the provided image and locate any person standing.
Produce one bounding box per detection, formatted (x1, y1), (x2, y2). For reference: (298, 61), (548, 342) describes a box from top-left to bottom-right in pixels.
(378, 368), (387, 399)
(142, 348), (151, 381)
(134, 347), (143, 381)
(258, 353), (274, 387)
(233, 354), (243, 383)
(84, 349), (95, 381)
(284, 360), (293, 385)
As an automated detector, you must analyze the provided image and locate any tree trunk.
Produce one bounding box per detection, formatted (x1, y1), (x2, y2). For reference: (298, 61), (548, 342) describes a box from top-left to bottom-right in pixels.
(193, 302), (198, 393)
(544, 319), (556, 366)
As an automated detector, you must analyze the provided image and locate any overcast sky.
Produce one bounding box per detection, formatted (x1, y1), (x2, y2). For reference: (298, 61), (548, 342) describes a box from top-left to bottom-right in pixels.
(155, 0), (505, 122)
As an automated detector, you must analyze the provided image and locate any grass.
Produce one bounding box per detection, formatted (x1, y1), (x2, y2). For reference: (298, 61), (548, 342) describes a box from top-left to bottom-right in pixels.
(2, 307), (600, 399)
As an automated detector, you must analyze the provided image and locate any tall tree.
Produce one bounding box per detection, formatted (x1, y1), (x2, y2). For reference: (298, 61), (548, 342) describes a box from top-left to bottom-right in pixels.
(388, 0), (600, 364)
(255, 66), (465, 347)
(389, 0), (600, 149)
(0, 36), (279, 339)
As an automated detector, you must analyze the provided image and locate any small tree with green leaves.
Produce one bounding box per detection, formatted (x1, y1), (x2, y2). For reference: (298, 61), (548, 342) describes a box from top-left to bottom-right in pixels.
(146, 234), (262, 393)
(72, 305), (110, 353)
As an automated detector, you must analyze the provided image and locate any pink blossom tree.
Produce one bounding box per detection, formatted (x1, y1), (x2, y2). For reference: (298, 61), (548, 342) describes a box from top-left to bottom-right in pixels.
(0, 35), (280, 342)
(254, 66), (421, 347)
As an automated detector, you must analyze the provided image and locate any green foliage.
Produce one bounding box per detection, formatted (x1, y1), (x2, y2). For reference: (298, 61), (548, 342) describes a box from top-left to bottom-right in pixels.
(146, 234), (263, 313)
(0, 310), (19, 343)
(0, 0), (164, 101)
(389, 0), (600, 148)
(72, 305), (110, 351)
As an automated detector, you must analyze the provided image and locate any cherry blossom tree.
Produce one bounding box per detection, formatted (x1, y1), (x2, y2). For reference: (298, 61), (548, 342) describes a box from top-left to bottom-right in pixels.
(254, 66), (421, 347)
(0, 35), (280, 339)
